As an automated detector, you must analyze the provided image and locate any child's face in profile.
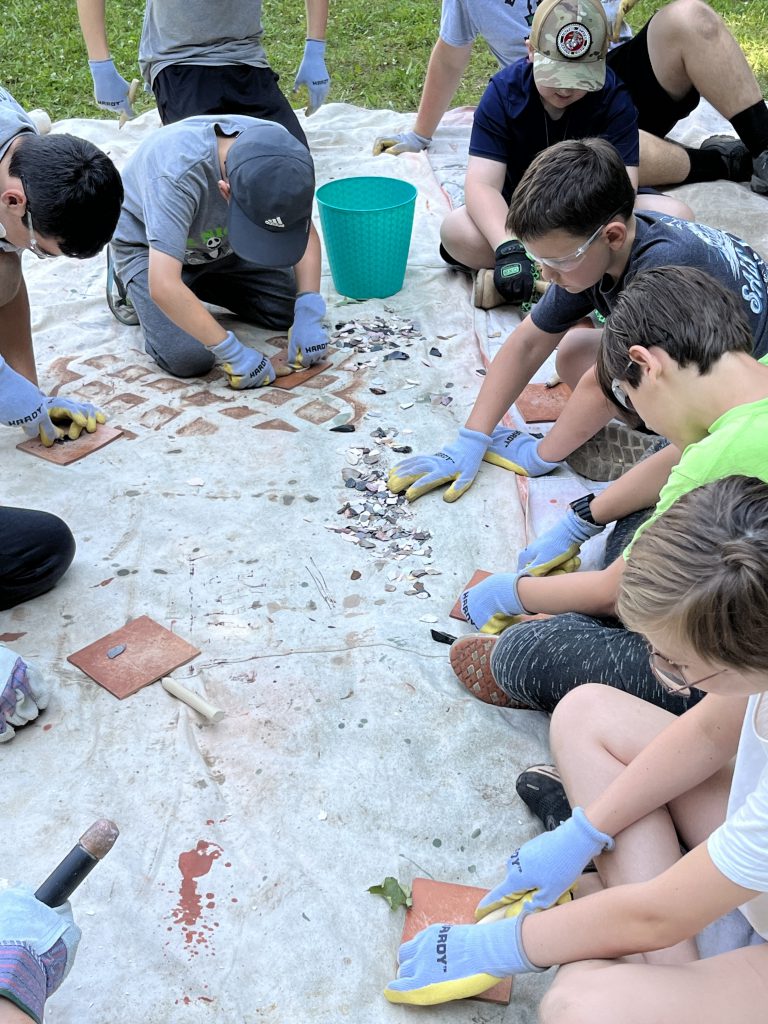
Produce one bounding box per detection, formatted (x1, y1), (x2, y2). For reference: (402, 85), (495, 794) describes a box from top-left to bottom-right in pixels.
(523, 226), (613, 293)
(644, 629), (768, 699)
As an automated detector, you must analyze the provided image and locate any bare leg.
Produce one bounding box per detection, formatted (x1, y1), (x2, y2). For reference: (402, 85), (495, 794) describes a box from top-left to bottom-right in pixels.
(539, 944), (768, 1024)
(439, 206), (495, 269)
(549, 685), (732, 965)
(646, 0), (762, 118)
(633, 177), (692, 219)
(637, 131), (691, 187)
(0, 252), (36, 384)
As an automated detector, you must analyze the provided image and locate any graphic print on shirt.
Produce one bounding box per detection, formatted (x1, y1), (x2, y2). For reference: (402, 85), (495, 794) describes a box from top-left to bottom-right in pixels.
(665, 217), (768, 317)
(504, 0), (538, 28)
(185, 226), (231, 264)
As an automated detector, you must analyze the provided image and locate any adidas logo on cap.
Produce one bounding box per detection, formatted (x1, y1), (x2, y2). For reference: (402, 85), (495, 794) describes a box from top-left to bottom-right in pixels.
(265, 216), (285, 229)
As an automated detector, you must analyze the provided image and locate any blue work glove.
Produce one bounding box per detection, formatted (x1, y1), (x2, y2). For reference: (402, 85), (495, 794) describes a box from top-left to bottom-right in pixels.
(518, 507), (605, 577)
(87, 59), (135, 117)
(493, 241), (536, 305)
(293, 39), (330, 115)
(384, 913), (542, 1006)
(0, 359), (62, 446)
(211, 331), (275, 390)
(484, 426), (560, 477)
(387, 427), (493, 503)
(372, 130), (432, 156)
(0, 885), (81, 1024)
(476, 808), (614, 919)
(288, 292), (328, 369)
(46, 396), (107, 440)
(461, 571), (530, 634)
(0, 648), (49, 743)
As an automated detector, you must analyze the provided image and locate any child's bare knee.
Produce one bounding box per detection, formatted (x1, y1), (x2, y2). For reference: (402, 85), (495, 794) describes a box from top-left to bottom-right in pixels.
(539, 974), (616, 1024)
(550, 684), (613, 760)
(0, 253), (22, 307)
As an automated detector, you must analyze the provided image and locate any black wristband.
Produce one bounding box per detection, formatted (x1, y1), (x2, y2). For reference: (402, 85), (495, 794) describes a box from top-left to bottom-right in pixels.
(569, 493), (596, 525)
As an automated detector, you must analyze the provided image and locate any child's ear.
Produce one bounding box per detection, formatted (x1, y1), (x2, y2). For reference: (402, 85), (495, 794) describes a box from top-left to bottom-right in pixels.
(627, 344), (662, 380)
(0, 186), (27, 218)
(604, 218), (628, 250)
(525, 39), (534, 63)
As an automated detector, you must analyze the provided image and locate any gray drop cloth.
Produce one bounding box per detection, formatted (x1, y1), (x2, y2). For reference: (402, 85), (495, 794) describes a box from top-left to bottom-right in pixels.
(2, 99), (767, 1023)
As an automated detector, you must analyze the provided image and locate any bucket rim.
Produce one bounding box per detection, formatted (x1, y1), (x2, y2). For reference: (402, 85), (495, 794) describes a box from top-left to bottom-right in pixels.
(316, 175), (417, 213)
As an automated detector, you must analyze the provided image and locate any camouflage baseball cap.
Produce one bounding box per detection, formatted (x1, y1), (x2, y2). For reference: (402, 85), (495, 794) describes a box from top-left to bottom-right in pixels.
(530, 0), (609, 92)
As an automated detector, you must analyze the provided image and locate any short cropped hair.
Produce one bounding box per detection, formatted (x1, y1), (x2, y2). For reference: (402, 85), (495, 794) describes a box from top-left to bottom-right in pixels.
(10, 134), (123, 258)
(506, 137), (634, 242)
(619, 476), (768, 672)
(596, 265), (754, 403)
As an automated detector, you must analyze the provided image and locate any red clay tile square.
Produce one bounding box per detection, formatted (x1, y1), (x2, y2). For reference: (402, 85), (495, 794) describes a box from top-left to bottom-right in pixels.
(67, 616), (200, 699)
(400, 878), (513, 1004)
(271, 351), (333, 390)
(516, 382), (572, 424)
(450, 569), (492, 621)
(16, 425), (123, 465)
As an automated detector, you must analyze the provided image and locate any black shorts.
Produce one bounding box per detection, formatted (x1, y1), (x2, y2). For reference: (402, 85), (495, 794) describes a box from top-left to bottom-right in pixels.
(152, 63), (307, 146)
(607, 18), (700, 138)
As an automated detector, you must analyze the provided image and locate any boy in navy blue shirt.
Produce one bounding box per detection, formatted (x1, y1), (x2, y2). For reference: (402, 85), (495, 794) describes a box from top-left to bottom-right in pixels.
(439, 0), (689, 309)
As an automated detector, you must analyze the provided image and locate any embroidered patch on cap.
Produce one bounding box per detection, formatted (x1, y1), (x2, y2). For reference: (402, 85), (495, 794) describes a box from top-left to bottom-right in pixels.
(556, 23), (592, 59)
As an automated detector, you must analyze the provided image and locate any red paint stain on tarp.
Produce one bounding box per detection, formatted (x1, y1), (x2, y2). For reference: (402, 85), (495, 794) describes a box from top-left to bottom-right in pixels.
(171, 840), (223, 954)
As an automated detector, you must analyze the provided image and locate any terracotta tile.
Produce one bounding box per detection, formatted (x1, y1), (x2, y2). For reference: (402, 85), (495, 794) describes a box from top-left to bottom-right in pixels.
(252, 418), (298, 433)
(450, 569), (492, 621)
(220, 405), (258, 420)
(175, 417), (218, 437)
(67, 615), (200, 699)
(400, 878), (513, 1005)
(16, 425), (123, 466)
(294, 399), (338, 424)
(515, 382), (572, 424)
(271, 352), (334, 390)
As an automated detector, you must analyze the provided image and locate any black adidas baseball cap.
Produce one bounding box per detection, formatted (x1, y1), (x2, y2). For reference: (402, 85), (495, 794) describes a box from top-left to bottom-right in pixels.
(226, 121), (316, 267)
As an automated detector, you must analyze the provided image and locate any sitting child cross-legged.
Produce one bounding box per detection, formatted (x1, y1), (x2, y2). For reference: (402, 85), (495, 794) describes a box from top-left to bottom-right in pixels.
(385, 474), (768, 1021)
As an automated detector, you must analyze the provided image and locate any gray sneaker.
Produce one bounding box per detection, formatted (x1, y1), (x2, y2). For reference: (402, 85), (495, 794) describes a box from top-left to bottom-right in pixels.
(701, 134), (752, 182)
(566, 421), (658, 482)
(751, 147), (768, 196)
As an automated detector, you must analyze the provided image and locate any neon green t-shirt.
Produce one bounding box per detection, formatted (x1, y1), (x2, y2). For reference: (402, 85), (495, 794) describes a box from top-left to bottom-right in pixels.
(625, 372), (768, 557)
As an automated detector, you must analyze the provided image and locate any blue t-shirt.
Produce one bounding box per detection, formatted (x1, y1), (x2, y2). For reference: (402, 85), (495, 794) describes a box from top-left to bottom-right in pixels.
(532, 212), (768, 357)
(469, 60), (639, 200)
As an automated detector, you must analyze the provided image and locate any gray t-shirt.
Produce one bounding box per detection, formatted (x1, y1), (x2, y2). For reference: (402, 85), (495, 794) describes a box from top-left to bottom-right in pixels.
(111, 114), (269, 284)
(0, 88), (36, 254)
(440, 0), (630, 67)
(138, 1), (268, 86)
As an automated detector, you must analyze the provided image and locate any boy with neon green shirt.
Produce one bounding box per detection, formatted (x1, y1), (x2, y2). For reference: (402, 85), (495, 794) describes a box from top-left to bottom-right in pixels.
(451, 265), (768, 714)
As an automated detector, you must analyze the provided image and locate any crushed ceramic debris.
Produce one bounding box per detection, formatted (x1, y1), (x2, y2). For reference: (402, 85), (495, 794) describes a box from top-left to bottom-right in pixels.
(107, 644), (126, 659)
(186, 478), (205, 487)
(383, 351), (409, 362)
(330, 423), (356, 433)
(429, 347), (442, 357)
(399, 402), (414, 410)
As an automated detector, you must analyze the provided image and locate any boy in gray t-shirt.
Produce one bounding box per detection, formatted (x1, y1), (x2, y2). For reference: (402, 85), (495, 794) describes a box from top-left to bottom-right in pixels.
(76, 0), (330, 139)
(111, 116), (328, 388)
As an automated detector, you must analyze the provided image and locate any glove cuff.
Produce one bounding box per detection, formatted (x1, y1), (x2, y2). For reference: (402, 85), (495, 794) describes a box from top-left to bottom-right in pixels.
(527, 441), (560, 475)
(294, 292), (326, 318)
(412, 131), (432, 148)
(210, 331), (241, 363)
(514, 911), (547, 973)
(305, 38), (326, 53)
(458, 426), (494, 446)
(511, 570), (532, 614)
(495, 240), (526, 260)
(88, 58), (115, 70)
(565, 506), (605, 541)
(0, 944), (46, 1024)
(572, 806), (615, 853)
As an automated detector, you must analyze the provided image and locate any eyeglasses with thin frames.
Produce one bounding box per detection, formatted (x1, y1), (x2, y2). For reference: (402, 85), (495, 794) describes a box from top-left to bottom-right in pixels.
(526, 208), (626, 271)
(25, 205), (58, 260)
(647, 645), (730, 698)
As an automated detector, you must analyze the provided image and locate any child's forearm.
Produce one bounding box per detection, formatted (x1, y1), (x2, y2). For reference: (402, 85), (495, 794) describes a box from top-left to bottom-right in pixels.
(465, 323), (563, 435)
(521, 843), (755, 968)
(518, 557), (625, 617)
(76, 0), (110, 60)
(590, 444), (681, 525)
(413, 39), (473, 140)
(294, 224), (322, 295)
(464, 179), (514, 252)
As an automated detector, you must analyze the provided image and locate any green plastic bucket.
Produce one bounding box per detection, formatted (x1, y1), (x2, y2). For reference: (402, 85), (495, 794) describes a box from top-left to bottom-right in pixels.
(316, 176), (417, 299)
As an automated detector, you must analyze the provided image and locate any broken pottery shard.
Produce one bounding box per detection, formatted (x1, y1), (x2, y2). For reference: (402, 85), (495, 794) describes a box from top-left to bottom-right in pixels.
(383, 351), (409, 361)
(370, 387), (386, 396)
(330, 423), (356, 433)
(429, 347), (442, 357)
(107, 644), (126, 659)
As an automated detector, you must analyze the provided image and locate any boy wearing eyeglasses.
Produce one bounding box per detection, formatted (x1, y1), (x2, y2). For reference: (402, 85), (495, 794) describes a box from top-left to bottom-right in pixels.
(388, 138), (768, 505)
(438, 0), (689, 309)
(447, 265), (768, 717)
(0, 86), (123, 616)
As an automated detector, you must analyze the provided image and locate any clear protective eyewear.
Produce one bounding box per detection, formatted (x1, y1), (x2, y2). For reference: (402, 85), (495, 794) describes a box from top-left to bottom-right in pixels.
(610, 360), (635, 411)
(26, 206), (58, 260)
(527, 209), (625, 271)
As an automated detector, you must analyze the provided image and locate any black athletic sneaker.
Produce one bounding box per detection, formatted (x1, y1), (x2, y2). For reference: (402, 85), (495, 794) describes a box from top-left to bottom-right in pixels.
(515, 764), (572, 832)
(700, 134), (752, 182)
(751, 147), (768, 196)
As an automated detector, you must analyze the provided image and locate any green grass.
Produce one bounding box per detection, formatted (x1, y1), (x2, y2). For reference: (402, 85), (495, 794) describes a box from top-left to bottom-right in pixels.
(5, 0), (767, 121)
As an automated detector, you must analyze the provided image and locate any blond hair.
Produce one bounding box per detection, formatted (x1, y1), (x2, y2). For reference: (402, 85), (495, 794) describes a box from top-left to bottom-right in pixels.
(618, 477), (768, 671)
